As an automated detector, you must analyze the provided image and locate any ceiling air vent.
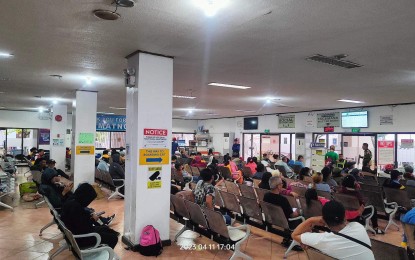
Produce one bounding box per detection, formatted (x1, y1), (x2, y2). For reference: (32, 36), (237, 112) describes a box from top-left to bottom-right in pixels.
(306, 54), (362, 69)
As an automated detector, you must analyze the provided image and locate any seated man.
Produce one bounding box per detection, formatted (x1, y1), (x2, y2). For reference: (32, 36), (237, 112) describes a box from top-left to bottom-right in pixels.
(294, 155), (305, 168)
(46, 159), (70, 179)
(292, 200), (374, 260)
(263, 176), (301, 246)
(31, 158), (47, 172)
(261, 153), (271, 167)
(34, 149), (47, 166)
(40, 170), (114, 224)
(61, 183), (119, 249)
(97, 157), (110, 172)
(275, 156), (294, 177)
(109, 153), (125, 194)
(336, 153), (347, 169)
(404, 166), (415, 187)
(383, 170), (405, 189)
(193, 168), (231, 224)
(252, 163), (266, 180)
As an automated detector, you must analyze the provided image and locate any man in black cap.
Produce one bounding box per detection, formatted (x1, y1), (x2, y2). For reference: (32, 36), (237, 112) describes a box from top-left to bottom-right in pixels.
(292, 200), (374, 259)
(46, 159), (70, 179)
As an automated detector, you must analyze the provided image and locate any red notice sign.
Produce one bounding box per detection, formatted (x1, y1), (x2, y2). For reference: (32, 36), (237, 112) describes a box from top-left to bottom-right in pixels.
(144, 128), (168, 136)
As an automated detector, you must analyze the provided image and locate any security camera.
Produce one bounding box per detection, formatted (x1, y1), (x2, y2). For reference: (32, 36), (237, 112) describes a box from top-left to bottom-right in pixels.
(123, 68), (136, 88)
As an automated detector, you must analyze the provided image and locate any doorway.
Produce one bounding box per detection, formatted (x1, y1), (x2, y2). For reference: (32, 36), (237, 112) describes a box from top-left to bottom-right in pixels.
(243, 133), (261, 160)
(342, 134), (376, 168)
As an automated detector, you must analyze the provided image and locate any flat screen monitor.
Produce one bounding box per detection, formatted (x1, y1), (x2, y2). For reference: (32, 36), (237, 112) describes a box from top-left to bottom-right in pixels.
(178, 140), (186, 146)
(244, 117), (258, 130)
(341, 111), (368, 128)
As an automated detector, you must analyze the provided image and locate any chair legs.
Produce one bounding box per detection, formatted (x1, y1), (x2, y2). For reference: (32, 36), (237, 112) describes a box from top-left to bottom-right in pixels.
(39, 219), (56, 236)
(365, 218), (376, 234)
(174, 221), (189, 242)
(284, 240), (299, 258)
(230, 227), (252, 260)
(108, 188), (124, 200)
(385, 215), (400, 233)
(35, 199), (45, 208)
(48, 242), (68, 259)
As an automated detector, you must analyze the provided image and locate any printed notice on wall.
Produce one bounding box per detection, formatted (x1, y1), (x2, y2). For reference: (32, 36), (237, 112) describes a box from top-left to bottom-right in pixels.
(378, 141), (394, 166)
(278, 115), (295, 128)
(143, 128), (168, 148)
(147, 166), (162, 189)
(52, 139), (65, 146)
(401, 139), (414, 149)
(79, 133), (95, 144)
(317, 112), (340, 128)
(380, 115), (393, 125)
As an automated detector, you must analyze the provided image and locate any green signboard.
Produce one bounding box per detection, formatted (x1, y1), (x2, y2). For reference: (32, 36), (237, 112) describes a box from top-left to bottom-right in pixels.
(79, 133), (95, 144)
(264, 129), (270, 134)
(352, 128), (360, 133)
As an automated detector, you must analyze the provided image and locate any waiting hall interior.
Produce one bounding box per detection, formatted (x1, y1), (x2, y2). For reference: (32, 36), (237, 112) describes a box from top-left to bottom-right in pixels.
(2, 1), (415, 259)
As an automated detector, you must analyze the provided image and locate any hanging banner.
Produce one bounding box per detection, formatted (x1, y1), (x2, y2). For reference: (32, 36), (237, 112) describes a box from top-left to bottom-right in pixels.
(378, 141), (395, 165)
(317, 112), (340, 128)
(278, 115), (295, 128)
(96, 114), (126, 131)
(38, 129), (50, 145)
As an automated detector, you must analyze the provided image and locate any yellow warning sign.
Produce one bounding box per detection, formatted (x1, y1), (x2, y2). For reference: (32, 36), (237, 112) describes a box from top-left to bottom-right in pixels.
(147, 181), (162, 189)
(139, 148), (169, 165)
(76, 145), (95, 155)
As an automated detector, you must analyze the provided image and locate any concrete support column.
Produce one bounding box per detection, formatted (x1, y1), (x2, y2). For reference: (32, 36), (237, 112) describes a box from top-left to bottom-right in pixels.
(71, 90), (97, 187)
(123, 51), (173, 245)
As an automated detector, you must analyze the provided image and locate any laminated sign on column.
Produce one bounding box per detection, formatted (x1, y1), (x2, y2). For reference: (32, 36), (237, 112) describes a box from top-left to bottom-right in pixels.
(143, 128), (168, 148)
(147, 166), (162, 189)
(139, 148), (169, 165)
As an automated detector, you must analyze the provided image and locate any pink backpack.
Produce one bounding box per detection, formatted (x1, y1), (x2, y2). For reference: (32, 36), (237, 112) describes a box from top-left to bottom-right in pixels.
(135, 225), (163, 256)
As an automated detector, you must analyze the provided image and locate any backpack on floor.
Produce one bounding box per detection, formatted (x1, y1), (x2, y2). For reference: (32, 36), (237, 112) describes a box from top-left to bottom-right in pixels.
(134, 225), (163, 256)
(19, 182), (37, 196)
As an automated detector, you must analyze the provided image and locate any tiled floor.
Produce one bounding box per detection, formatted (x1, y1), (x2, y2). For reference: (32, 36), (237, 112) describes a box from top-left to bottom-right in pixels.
(0, 168), (404, 259)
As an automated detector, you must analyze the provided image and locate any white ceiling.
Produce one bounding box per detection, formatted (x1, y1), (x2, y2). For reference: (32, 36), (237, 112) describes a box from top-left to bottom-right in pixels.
(1, 0), (415, 119)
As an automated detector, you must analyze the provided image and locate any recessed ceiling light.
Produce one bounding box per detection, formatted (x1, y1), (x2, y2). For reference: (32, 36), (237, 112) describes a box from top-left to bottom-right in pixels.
(109, 107), (126, 110)
(38, 107), (44, 113)
(188, 108), (194, 115)
(52, 100), (58, 104)
(235, 110), (256, 113)
(193, 0), (228, 17)
(85, 77), (92, 85)
(208, 82), (251, 89)
(337, 99), (364, 104)
(0, 53), (13, 58)
(173, 95), (196, 99)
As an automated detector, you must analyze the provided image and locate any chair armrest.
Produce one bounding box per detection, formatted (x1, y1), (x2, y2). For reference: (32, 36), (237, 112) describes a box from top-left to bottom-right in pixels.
(73, 232), (101, 248)
(228, 224), (250, 231)
(289, 216), (305, 222)
(80, 245), (115, 259)
(384, 201), (398, 207)
(363, 205), (375, 218)
(113, 179), (125, 188)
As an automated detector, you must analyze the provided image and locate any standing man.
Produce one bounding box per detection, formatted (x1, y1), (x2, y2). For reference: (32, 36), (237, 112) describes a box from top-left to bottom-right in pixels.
(231, 138), (240, 158)
(324, 145), (338, 166)
(171, 137), (179, 156)
(359, 143), (372, 168)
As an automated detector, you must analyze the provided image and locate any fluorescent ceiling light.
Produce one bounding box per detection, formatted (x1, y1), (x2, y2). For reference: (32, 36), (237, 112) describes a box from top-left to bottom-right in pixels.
(109, 107), (126, 110)
(208, 82), (251, 89)
(97, 112), (115, 115)
(337, 99), (364, 104)
(0, 106), (5, 109)
(173, 95), (196, 99)
(235, 110), (256, 113)
(0, 53), (13, 58)
(193, 0), (228, 17)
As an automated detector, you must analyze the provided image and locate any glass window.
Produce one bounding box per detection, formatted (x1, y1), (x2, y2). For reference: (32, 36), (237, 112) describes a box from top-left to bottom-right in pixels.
(95, 132), (110, 149)
(111, 132), (126, 148)
(280, 134), (291, 158)
(23, 129), (38, 155)
(0, 129), (6, 156)
(397, 134), (415, 167)
(6, 129), (22, 155)
(172, 133), (195, 146)
(261, 135), (280, 158)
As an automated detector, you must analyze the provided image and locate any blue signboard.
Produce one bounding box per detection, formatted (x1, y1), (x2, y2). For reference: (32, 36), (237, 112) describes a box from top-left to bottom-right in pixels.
(96, 114), (126, 131)
(310, 142), (326, 148)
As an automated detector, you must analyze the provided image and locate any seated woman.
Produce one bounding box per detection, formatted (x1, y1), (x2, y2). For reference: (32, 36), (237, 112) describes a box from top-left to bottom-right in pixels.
(305, 188), (363, 220)
(224, 158), (243, 184)
(258, 172), (272, 190)
(61, 183), (120, 249)
(309, 172), (331, 193)
(245, 157), (257, 174)
(40, 169), (115, 225)
(252, 163), (266, 180)
(289, 167), (310, 188)
(321, 167), (338, 188)
(339, 175), (384, 234)
(190, 155), (207, 168)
